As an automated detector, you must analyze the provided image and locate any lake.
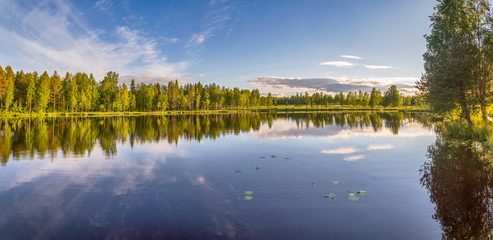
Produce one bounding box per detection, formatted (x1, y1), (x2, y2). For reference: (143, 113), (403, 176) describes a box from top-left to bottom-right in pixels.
(0, 112), (490, 239)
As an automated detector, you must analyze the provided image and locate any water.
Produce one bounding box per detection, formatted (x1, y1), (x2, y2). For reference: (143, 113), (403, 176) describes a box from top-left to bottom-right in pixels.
(0, 112), (484, 239)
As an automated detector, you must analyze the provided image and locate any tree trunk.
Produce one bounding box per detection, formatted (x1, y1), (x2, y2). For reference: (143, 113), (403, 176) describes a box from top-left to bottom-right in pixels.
(53, 94), (56, 114)
(458, 83), (472, 125)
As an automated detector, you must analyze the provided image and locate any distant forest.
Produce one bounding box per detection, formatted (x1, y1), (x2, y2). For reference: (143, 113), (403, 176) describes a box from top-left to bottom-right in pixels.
(0, 65), (421, 113)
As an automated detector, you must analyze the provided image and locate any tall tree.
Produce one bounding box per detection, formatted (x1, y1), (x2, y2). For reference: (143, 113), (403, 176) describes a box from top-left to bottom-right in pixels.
(100, 71), (119, 111)
(382, 85), (403, 107)
(369, 87), (382, 107)
(26, 73), (36, 114)
(36, 71), (50, 112)
(49, 71), (62, 113)
(418, 0), (490, 124)
(0, 66), (6, 107)
(4, 73), (14, 111)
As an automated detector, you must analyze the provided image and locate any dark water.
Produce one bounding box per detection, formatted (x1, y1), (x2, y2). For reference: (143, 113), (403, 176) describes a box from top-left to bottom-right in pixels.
(0, 112), (489, 239)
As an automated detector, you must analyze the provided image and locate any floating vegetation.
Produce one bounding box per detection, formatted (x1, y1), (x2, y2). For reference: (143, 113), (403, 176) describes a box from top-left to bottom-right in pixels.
(235, 170), (242, 174)
(244, 190), (254, 200)
(271, 155), (278, 158)
(357, 190), (368, 196)
(259, 156), (266, 159)
(348, 191), (359, 201)
(256, 167), (260, 171)
(324, 193), (336, 200)
(311, 182), (315, 186)
(331, 181), (342, 184)
(283, 157), (292, 160)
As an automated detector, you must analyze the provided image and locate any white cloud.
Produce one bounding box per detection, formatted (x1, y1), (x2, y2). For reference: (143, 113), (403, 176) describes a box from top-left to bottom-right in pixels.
(321, 147), (359, 154)
(93, 0), (112, 11)
(248, 76), (418, 95)
(364, 65), (393, 70)
(319, 61), (355, 68)
(344, 154), (365, 161)
(340, 55), (362, 60)
(0, 0), (187, 83)
(163, 37), (179, 44)
(367, 144), (395, 150)
(186, 3), (236, 49)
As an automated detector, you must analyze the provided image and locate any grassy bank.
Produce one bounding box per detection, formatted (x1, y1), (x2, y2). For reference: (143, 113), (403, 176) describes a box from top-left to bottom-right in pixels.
(0, 105), (427, 118)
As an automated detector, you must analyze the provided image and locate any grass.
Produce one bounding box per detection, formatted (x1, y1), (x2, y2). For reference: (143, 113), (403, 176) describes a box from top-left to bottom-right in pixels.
(0, 105), (427, 118)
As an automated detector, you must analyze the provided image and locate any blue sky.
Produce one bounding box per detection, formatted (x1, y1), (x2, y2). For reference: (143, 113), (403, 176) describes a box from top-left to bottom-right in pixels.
(0, 0), (435, 95)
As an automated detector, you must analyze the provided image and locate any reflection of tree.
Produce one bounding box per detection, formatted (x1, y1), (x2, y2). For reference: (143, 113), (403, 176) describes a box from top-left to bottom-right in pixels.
(0, 112), (414, 165)
(420, 139), (493, 239)
(382, 112), (404, 134)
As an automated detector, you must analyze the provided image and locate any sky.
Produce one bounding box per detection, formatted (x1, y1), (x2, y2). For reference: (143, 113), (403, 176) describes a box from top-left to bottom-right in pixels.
(0, 0), (436, 96)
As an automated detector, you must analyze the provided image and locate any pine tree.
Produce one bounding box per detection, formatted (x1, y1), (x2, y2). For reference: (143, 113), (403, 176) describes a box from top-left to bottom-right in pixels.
(36, 71), (50, 112)
(49, 71), (62, 113)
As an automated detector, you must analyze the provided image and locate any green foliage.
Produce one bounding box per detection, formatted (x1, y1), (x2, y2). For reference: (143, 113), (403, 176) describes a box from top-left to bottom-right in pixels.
(100, 71), (119, 111)
(35, 72), (50, 112)
(418, 0), (493, 124)
(0, 65), (422, 114)
(4, 74), (14, 111)
(382, 85), (403, 107)
(369, 88), (382, 107)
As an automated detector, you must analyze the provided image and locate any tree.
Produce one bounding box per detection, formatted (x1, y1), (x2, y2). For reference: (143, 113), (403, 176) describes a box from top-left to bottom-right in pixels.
(49, 71), (62, 113)
(0, 66), (6, 107)
(26, 73), (36, 114)
(369, 88), (382, 107)
(418, 0), (491, 124)
(120, 83), (130, 111)
(382, 85), (403, 107)
(100, 71), (119, 111)
(157, 87), (168, 111)
(36, 71), (50, 112)
(15, 70), (26, 109)
(4, 73), (14, 111)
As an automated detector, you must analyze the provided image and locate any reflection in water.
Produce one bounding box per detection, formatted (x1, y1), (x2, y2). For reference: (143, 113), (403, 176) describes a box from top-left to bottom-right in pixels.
(420, 139), (493, 239)
(0, 112), (439, 239)
(0, 112), (417, 166)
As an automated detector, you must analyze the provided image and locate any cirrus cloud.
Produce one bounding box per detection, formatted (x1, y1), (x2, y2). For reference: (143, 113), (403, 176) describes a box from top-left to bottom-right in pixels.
(340, 55), (362, 60)
(319, 61), (355, 68)
(0, 0), (188, 84)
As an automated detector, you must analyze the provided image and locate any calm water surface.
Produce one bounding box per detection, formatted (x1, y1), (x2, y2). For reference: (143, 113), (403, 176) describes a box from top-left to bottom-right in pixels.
(0, 112), (489, 239)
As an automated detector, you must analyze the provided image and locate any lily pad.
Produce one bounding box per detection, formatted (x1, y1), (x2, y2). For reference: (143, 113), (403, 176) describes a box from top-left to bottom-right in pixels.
(235, 170), (242, 174)
(348, 195), (360, 201)
(244, 191), (253, 195)
(331, 181), (342, 184)
(324, 193), (336, 200)
(256, 167), (260, 171)
(244, 196), (254, 200)
(311, 182), (314, 186)
(271, 155), (278, 158)
(357, 190), (368, 196)
(347, 191), (356, 197)
(259, 156), (266, 159)
(283, 157), (292, 160)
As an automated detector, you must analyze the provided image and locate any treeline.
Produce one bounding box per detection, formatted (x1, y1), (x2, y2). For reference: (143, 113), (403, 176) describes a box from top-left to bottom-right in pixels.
(0, 112), (416, 165)
(0, 65), (419, 113)
(276, 86), (422, 108)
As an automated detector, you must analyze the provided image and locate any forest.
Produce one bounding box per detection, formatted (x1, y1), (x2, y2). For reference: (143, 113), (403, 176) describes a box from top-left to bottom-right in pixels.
(0, 65), (419, 114)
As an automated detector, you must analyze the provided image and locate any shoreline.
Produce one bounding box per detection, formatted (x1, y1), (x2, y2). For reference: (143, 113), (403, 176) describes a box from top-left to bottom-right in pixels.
(0, 106), (427, 118)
